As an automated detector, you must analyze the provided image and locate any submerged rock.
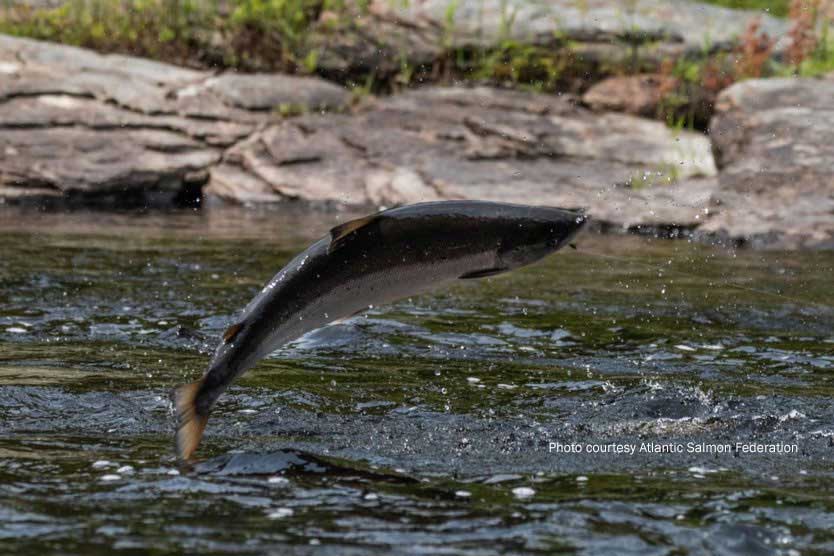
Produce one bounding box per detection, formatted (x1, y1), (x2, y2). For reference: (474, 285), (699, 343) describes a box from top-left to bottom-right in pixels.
(708, 78), (834, 249)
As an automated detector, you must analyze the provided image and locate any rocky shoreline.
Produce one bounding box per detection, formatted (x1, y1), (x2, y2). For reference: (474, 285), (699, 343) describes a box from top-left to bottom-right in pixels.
(1, 18), (832, 249)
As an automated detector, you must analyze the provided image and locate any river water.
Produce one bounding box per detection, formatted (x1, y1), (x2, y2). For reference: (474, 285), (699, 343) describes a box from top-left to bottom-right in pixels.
(1, 206), (832, 555)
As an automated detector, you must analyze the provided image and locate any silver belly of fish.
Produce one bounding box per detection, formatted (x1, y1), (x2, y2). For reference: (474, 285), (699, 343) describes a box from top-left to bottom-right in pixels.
(254, 250), (494, 359)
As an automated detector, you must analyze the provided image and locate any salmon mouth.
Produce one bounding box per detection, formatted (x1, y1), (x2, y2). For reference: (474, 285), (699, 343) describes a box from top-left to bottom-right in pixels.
(549, 209), (588, 250)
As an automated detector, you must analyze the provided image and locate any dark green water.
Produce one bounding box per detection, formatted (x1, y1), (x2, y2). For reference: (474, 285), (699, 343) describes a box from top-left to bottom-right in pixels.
(1, 206), (833, 555)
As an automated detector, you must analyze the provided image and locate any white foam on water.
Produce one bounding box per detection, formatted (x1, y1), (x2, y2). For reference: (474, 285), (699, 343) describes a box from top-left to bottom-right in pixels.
(780, 409), (806, 422)
(267, 508), (294, 519)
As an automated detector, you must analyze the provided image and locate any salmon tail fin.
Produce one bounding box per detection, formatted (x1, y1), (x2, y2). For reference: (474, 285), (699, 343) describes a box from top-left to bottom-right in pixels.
(173, 378), (208, 461)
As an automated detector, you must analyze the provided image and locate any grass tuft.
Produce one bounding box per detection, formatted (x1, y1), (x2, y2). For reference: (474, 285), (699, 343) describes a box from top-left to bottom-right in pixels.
(699, 0), (790, 18)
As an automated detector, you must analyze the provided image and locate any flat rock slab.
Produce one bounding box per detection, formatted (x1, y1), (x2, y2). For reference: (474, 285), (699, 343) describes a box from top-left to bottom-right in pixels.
(0, 34), (350, 201)
(207, 86), (719, 233)
(310, 0), (789, 75)
(709, 78), (834, 249)
(1, 127), (218, 193)
(394, 0), (788, 50)
(202, 73), (350, 112)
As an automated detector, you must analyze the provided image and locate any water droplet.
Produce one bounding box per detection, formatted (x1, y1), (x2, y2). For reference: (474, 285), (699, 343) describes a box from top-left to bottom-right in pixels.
(512, 487), (535, 499)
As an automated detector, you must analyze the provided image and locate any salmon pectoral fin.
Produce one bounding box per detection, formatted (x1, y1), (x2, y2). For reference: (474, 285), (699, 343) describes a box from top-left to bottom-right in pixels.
(222, 322), (244, 343)
(459, 267), (509, 279)
(173, 378), (209, 461)
(328, 214), (380, 253)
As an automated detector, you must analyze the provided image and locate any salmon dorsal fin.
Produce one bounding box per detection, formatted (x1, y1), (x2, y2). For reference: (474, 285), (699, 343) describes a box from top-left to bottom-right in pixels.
(222, 322), (244, 343)
(328, 214), (380, 253)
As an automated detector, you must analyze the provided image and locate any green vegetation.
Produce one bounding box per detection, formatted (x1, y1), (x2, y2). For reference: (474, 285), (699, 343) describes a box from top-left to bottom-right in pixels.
(700, 0), (790, 17)
(442, 40), (574, 92)
(650, 4), (834, 130)
(0, 0), (334, 71)
(784, 26), (834, 76)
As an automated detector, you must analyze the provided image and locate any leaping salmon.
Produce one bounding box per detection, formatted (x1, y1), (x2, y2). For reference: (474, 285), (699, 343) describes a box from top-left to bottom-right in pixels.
(174, 201), (587, 460)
